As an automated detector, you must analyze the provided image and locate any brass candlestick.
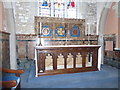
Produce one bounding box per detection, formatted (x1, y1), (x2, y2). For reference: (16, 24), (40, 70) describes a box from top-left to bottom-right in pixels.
(38, 34), (42, 46)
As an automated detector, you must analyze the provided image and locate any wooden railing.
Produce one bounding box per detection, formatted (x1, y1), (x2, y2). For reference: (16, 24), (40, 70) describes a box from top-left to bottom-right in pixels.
(35, 45), (100, 76)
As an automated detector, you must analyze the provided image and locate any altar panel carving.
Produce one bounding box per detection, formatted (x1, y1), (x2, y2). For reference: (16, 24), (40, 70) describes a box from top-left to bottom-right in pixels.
(42, 52), (94, 70)
(41, 25), (52, 37)
(76, 53), (82, 68)
(70, 25), (80, 37)
(57, 53), (64, 69)
(45, 54), (53, 70)
(67, 53), (74, 68)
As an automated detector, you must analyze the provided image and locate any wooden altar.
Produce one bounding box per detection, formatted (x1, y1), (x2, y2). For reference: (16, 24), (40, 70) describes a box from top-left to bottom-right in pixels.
(34, 17), (100, 76)
(35, 45), (100, 76)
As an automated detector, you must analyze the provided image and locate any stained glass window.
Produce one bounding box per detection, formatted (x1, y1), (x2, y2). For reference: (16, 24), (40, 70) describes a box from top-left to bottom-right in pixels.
(39, 0), (78, 18)
(39, 0), (51, 17)
(38, 1), (98, 35)
(54, 0), (65, 18)
(67, 0), (77, 18)
(38, 0), (85, 19)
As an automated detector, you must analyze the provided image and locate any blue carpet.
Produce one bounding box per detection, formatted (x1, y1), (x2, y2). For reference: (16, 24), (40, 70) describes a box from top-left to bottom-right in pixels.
(21, 64), (119, 88)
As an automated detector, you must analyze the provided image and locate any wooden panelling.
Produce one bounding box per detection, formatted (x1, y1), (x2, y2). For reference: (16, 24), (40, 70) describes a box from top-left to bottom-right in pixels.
(28, 41), (35, 59)
(17, 41), (26, 59)
(36, 45), (100, 76)
(16, 34), (37, 60)
(0, 31), (10, 69)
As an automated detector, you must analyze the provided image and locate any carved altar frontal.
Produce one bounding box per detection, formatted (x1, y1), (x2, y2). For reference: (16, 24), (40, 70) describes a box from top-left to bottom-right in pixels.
(35, 45), (100, 76)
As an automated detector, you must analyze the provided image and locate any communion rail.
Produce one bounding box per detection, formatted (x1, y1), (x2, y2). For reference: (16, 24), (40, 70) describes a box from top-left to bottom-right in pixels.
(35, 45), (100, 76)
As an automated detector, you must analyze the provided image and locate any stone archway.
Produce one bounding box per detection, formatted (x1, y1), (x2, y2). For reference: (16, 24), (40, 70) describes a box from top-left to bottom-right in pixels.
(98, 2), (119, 66)
(97, 2), (112, 64)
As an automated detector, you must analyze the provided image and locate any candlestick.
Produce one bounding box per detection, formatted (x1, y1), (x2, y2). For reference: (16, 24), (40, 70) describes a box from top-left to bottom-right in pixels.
(66, 37), (67, 45)
(87, 23), (90, 45)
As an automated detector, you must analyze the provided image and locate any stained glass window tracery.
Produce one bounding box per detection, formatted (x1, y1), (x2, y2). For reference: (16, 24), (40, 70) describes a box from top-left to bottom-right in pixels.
(38, 0), (78, 18)
(67, 0), (77, 18)
(39, 0), (51, 17)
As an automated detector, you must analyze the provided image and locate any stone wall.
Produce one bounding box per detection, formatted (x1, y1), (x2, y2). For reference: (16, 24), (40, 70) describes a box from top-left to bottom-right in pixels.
(15, 2), (37, 34)
(104, 50), (120, 69)
(0, 31), (10, 69)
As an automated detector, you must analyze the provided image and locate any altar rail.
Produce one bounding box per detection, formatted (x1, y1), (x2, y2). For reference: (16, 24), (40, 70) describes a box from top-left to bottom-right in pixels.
(35, 45), (100, 76)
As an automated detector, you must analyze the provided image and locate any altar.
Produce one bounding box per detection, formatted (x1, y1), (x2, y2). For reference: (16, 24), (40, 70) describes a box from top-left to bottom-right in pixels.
(34, 17), (101, 77)
(35, 45), (101, 76)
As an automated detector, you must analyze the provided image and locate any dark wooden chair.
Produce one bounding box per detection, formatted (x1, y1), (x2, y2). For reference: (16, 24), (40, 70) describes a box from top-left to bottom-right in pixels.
(0, 68), (24, 89)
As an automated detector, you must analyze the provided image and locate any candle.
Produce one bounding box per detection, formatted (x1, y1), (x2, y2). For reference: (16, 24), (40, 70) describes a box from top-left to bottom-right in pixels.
(40, 22), (42, 34)
(88, 24), (90, 35)
(65, 30), (67, 45)
(87, 23), (90, 45)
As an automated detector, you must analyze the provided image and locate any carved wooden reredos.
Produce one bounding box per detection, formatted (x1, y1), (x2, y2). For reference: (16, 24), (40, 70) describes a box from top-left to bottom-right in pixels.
(34, 16), (87, 45)
(35, 16), (85, 36)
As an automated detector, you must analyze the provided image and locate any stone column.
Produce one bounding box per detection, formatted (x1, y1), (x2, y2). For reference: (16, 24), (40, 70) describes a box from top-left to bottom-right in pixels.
(118, 18), (120, 49)
(118, 2), (120, 49)
(0, 1), (3, 31)
(4, 2), (17, 69)
(98, 3), (110, 64)
(0, 1), (3, 69)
